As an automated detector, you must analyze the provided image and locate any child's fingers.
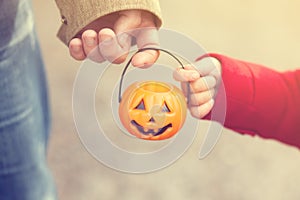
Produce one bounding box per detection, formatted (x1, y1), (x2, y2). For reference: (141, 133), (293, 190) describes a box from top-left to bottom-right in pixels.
(180, 75), (217, 96)
(173, 68), (200, 82)
(189, 99), (215, 119)
(195, 57), (221, 77)
(172, 58), (220, 120)
(189, 75), (217, 93)
(189, 89), (215, 106)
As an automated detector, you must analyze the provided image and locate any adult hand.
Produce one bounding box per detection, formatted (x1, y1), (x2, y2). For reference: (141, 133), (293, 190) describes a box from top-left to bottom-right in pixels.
(173, 57), (222, 118)
(68, 10), (159, 68)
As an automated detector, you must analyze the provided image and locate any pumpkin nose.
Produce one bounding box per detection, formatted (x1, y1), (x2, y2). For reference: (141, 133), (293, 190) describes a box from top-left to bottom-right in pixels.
(149, 117), (155, 122)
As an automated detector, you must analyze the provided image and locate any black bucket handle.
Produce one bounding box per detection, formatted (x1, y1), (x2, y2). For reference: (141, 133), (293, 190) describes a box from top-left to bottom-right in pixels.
(118, 47), (190, 103)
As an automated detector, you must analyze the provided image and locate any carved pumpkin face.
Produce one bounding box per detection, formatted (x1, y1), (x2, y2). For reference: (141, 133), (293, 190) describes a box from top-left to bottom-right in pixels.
(119, 81), (187, 140)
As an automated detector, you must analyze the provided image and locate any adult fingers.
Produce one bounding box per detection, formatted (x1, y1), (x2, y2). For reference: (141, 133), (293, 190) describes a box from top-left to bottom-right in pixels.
(114, 10), (142, 34)
(111, 10), (142, 63)
(113, 10), (159, 67)
(98, 28), (128, 64)
(69, 38), (86, 60)
(132, 11), (160, 68)
(133, 27), (160, 68)
(81, 30), (104, 62)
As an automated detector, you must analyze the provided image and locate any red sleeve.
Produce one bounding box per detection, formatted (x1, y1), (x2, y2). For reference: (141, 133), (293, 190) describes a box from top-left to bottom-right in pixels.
(204, 53), (300, 148)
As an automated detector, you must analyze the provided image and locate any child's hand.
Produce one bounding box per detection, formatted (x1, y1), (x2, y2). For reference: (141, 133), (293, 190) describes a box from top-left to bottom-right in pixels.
(173, 57), (222, 118)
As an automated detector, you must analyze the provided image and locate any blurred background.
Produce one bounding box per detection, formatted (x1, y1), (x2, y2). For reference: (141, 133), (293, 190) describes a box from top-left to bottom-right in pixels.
(32, 0), (300, 199)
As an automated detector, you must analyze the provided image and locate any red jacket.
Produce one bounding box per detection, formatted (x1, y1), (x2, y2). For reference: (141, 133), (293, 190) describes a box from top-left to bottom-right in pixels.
(205, 54), (300, 148)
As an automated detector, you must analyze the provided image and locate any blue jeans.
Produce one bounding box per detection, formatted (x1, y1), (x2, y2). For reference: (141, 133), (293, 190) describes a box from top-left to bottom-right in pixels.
(0, 0), (56, 199)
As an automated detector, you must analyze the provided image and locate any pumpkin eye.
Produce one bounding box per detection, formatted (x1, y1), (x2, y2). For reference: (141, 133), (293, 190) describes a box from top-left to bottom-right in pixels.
(135, 99), (145, 110)
(161, 102), (171, 113)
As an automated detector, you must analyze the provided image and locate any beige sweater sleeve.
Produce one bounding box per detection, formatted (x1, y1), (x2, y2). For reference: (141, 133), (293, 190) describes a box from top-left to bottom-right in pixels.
(55, 0), (162, 45)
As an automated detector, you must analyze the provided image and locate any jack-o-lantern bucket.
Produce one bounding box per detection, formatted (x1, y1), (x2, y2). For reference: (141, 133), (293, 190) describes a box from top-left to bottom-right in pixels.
(119, 81), (187, 140)
(118, 48), (189, 140)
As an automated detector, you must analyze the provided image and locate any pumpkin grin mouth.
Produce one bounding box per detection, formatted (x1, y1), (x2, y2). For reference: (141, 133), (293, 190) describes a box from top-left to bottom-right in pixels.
(131, 120), (172, 136)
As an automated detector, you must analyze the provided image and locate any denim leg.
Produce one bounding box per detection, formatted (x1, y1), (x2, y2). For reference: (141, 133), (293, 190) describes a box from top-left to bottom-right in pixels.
(0, 1), (56, 200)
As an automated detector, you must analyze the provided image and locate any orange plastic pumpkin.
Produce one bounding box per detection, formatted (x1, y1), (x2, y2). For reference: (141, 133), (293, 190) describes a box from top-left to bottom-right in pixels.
(119, 81), (187, 140)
